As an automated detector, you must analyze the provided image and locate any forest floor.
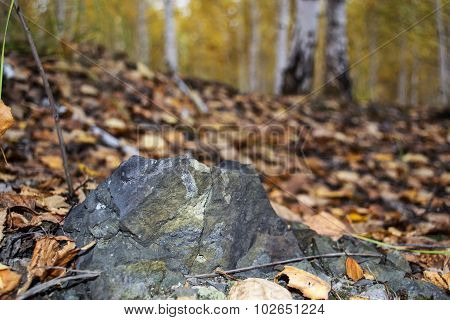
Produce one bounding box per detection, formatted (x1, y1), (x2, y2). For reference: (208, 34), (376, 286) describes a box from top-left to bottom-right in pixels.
(0, 45), (449, 298)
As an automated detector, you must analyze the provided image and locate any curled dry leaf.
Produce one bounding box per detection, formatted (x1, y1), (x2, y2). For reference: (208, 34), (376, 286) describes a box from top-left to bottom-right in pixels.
(228, 278), (292, 300)
(275, 266), (331, 300)
(0, 263), (21, 298)
(0, 100), (14, 138)
(18, 236), (81, 294)
(345, 257), (364, 282)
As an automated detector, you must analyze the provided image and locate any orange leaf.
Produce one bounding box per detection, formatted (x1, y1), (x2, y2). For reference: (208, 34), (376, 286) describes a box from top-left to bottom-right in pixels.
(0, 263), (21, 298)
(346, 257), (364, 282)
(0, 100), (14, 138)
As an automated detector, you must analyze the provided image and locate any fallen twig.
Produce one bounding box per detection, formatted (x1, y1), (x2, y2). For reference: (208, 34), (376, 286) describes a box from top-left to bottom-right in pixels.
(185, 252), (382, 279)
(14, 1), (74, 199)
(16, 270), (101, 300)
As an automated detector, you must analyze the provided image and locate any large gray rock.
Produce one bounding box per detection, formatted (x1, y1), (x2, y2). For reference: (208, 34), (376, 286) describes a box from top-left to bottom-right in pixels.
(63, 155), (303, 299)
(60, 155), (448, 300)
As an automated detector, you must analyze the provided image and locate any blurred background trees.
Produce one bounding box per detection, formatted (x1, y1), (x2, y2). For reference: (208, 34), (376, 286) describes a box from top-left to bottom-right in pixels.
(3, 0), (449, 106)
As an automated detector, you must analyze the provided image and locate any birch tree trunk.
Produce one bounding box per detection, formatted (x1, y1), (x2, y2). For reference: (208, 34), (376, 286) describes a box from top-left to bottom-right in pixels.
(164, 0), (178, 74)
(249, 0), (261, 92)
(281, 0), (320, 94)
(55, 0), (66, 37)
(435, 0), (448, 106)
(396, 36), (408, 105)
(136, 0), (150, 65)
(324, 0), (352, 99)
(274, 0), (290, 94)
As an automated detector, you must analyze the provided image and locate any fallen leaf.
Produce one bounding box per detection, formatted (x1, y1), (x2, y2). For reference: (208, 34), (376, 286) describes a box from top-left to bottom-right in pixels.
(314, 185), (353, 199)
(18, 236), (80, 294)
(402, 153), (428, 164)
(271, 202), (302, 222)
(303, 211), (352, 241)
(275, 266), (331, 300)
(44, 195), (69, 210)
(40, 155), (63, 170)
(346, 257), (364, 281)
(423, 271), (449, 292)
(0, 100), (14, 138)
(0, 263), (21, 298)
(228, 278), (292, 300)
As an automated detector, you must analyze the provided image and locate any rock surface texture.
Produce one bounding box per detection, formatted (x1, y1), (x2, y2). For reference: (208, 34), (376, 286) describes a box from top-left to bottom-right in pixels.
(62, 155), (448, 300)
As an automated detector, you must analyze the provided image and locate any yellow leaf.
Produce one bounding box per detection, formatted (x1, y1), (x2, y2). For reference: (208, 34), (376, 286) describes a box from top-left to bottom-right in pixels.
(40, 155), (63, 170)
(0, 100), (14, 138)
(423, 271), (450, 292)
(346, 257), (364, 281)
(228, 278), (292, 300)
(275, 266), (331, 300)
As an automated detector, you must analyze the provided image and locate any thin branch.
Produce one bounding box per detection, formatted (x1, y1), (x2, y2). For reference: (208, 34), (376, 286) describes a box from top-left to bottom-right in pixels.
(17, 270), (101, 300)
(14, 1), (74, 199)
(185, 252), (382, 279)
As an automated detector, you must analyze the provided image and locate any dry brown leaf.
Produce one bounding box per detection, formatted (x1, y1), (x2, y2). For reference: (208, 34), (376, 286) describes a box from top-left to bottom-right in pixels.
(346, 257), (364, 281)
(228, 278), (292, 300)
(0, 263), (21, 298)
(40, 155), (63, 170)
(303, 211), (352, 241)
(18, 236), (80, 294)
(0, 193), (36, 209)
(423, 271), (450, 292)
(43, 195), (70, 210)
(0, 100), (14, 138)
(271, 202), (302, 222)
(275, 266), (331, 300)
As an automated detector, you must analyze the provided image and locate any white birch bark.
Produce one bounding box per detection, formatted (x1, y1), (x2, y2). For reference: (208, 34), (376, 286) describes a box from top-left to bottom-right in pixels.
(281, 0), (320, 94)
(55, 0), (66, 37)
(164, 0), (178, 74)
(274, 0), (290, 94)
(435, 0), (448, 105)
(249, 0), (261, 92)
(396, 36), (408, 105)
(325, 0), (352, 99)
(137, 0), (150, 65)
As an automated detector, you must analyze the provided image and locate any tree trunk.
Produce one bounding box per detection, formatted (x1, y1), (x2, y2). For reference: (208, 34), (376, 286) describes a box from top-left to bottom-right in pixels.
(324, 0), (352, 99)
(435, 0), (448, 106)
(368, 16), (378, 102)
(281, 0), (320, 94)
(396, 36), (408, 106)
(249, 0), (261, 92)
(410, 46), (419, 106)
(164, 0), (177, 74)
(274, 0), (290, 94)
(136, 0), (150, 65)
(55, 0), (66, 37)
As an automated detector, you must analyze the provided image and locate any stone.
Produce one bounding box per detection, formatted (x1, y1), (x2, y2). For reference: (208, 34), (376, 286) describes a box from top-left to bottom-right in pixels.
(62, 155), (303, 299)
(57, 155), (449, 300)
(196, 286), (226, 300)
